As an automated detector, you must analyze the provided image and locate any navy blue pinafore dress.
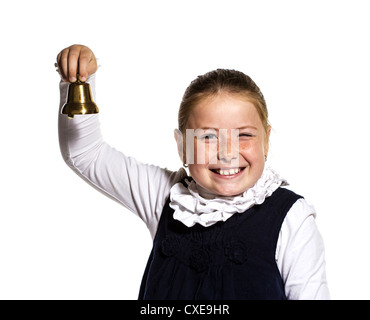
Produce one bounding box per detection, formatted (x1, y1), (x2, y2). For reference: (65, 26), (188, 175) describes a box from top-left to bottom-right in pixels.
(139, 182), (302, 300)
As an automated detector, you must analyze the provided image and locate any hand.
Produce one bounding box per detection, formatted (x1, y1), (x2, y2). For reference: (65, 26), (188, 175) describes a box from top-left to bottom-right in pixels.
(56, 44), (98, 83)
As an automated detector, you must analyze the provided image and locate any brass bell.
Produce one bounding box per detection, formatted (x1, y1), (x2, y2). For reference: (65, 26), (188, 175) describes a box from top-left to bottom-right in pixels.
(62, 78), (99, 119)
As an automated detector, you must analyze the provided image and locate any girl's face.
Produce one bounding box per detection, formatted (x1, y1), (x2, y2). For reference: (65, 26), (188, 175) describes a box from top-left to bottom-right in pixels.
(179, 93), (270, 197)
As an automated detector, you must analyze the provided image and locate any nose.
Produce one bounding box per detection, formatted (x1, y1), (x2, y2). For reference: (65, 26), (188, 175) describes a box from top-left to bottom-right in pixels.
(218, 147), (238, 163)
(217, 130), (239, 163)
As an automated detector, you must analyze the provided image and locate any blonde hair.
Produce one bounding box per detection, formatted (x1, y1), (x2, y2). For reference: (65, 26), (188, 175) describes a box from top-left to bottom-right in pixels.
(178, 69), (269, 134)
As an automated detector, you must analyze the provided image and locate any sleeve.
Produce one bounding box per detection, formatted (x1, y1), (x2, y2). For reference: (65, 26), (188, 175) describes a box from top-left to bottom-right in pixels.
(58, 73), (186, 238)
(275, 198), (330, 300)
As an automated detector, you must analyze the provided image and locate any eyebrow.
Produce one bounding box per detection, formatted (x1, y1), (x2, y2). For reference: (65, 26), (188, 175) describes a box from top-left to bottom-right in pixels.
(200, 126), (258, 130)
(237, 125), (258, 130)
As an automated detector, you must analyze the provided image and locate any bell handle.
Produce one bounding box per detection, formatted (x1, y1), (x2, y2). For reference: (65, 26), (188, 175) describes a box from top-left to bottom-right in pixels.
(75, 72), (85, 84)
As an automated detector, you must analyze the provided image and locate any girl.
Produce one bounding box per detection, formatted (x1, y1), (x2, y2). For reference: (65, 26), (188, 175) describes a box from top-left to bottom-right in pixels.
(57, 44), (329, 300)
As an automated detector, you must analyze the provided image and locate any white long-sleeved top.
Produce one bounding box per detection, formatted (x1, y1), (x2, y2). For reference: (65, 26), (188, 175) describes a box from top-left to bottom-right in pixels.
(58, 73), (330, 300)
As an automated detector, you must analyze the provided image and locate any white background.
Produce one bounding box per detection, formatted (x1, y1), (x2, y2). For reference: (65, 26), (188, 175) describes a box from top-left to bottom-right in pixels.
(0, 0), (369, 300)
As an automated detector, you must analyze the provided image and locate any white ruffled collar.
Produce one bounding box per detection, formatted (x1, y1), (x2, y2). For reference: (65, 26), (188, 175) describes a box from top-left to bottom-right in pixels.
(169, 167), (288, 227)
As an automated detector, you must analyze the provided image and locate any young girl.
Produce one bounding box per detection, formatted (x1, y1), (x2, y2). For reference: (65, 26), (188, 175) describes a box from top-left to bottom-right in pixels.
(56, 44), (329, 300)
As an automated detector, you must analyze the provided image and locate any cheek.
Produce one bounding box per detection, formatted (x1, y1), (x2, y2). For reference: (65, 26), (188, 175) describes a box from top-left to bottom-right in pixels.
(239, 140), (265, 162)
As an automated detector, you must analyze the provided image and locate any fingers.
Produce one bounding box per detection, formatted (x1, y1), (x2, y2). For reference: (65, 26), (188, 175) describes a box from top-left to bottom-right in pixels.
(56, 45), (97, 83)
(56, 46), (79, 82)
(78, 48), (94, 82)
(57, 49), (70, 82)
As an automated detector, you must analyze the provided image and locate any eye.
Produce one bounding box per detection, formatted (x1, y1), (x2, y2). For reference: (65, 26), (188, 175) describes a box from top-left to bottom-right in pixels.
(239, 133), (254, 138)
(201, 133), (218, 141)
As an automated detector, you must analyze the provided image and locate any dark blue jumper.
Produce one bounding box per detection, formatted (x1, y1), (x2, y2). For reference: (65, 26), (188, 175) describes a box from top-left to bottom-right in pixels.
(139, 186), (302, 300)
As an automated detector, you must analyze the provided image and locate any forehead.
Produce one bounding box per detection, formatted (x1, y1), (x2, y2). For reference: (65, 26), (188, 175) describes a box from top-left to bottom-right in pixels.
(187, 93), (263, 130)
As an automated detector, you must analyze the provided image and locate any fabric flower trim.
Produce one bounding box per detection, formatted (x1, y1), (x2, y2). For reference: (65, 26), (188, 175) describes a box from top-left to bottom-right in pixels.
(161, 236), (181, 257)
(160, 236), (248, 272)
(169, 167), (288, 228)
(160, 236), (210, 272)
(224, 241), (248, 264)
(160, 236), (248, 273)
(189, 248), (210, 273)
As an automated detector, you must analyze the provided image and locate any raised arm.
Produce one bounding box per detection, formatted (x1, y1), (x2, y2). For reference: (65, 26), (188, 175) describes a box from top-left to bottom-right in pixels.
(57, 45), (186, 238)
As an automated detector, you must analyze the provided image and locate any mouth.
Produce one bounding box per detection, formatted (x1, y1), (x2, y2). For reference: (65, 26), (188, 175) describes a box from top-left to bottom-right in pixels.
(209, 167), (246, 177)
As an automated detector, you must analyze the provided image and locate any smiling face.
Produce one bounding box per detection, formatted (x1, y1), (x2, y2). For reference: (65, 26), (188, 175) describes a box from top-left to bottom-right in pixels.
(177, 92), (270, 197)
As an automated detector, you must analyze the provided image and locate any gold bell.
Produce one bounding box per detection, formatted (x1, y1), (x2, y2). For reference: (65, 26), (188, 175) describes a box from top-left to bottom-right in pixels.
(62, 79), (99, 118)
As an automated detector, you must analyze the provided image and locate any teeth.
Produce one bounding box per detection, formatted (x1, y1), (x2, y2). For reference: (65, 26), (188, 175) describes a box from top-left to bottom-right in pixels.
(216, 168), (241, 176)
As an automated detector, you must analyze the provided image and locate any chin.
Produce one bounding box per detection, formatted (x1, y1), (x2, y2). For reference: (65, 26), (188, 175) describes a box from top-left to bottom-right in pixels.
(213, 186), (245, 197)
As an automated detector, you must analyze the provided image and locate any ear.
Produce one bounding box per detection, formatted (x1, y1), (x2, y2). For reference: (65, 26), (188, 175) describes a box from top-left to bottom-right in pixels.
(264, 125), (271, 157)
(174, 129), (185, 164)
